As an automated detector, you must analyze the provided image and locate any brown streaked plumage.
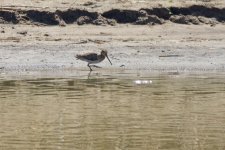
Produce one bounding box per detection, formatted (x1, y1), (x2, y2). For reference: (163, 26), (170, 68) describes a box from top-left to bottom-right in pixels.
(76, 50), (112, 71)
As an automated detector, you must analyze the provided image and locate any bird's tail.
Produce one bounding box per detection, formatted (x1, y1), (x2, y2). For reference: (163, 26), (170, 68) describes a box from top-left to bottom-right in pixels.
(75, 54), (81, 60)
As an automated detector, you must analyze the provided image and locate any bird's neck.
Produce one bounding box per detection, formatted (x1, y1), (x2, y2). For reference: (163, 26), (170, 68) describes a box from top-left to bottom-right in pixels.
(98, 54), (105, 60)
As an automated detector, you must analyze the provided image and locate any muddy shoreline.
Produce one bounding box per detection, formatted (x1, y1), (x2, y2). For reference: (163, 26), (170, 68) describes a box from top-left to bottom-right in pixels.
(1, 2), (225, 76)
(1, 5), (225, 26)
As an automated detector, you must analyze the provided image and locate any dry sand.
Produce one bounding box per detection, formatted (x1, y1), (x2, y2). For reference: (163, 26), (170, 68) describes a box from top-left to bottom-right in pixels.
(0, 0), (225, 77)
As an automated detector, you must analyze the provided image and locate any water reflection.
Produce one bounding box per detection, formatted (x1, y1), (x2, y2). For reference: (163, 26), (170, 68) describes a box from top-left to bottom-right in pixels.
(0, 73), (225, 150)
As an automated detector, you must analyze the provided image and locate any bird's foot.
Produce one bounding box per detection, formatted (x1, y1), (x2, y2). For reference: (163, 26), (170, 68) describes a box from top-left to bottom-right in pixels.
(91, 65), (102, 68)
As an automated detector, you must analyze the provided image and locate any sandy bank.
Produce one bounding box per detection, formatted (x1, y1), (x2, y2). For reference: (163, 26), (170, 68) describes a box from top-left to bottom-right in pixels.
(1, 1), (225, 76)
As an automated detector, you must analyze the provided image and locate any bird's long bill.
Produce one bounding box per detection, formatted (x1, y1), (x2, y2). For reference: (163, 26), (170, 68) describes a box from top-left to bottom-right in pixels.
(106, 55), (112, 65)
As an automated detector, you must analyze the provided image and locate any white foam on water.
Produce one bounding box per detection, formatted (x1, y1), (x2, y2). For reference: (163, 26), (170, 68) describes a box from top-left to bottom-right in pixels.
(134, 80), (153, 85)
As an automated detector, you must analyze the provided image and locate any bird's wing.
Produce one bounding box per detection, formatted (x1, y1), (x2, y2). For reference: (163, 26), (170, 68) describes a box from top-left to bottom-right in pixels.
(76, 53), (98, 61)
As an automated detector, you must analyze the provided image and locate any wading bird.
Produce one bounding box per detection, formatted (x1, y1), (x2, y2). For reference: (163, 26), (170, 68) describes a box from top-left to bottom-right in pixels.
(76, 50), (112, 71)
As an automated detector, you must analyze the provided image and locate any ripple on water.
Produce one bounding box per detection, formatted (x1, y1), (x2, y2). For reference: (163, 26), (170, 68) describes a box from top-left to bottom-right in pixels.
(0, 73), (225, 150)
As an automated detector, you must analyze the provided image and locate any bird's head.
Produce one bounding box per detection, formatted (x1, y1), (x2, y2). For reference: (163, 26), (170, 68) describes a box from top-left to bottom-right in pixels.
(101, 49), (112, 65)
(101, 50), (108, 56)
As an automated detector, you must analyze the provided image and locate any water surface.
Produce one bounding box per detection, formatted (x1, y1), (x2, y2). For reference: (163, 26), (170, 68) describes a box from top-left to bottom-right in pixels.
(0, 72), (225, 150)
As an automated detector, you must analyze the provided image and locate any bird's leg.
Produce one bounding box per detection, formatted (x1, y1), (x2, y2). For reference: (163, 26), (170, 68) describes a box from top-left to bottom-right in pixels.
(87, 63), (93, 71)
(88, 71), (92, 79)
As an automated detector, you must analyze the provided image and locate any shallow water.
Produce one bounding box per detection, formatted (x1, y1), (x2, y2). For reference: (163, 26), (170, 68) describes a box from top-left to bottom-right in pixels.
(0, 72), (225, 150)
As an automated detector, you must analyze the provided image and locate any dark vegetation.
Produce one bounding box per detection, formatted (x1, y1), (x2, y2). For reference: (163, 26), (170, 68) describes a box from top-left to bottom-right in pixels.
(0, 5), (224, 26)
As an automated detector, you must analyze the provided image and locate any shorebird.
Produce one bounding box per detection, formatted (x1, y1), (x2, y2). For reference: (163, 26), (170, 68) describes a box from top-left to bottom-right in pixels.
(76, 50), (112, 71)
